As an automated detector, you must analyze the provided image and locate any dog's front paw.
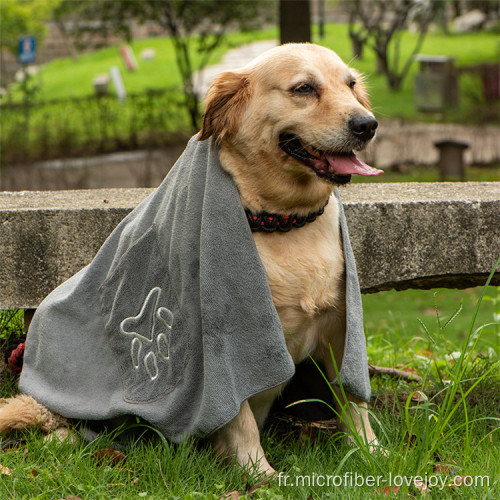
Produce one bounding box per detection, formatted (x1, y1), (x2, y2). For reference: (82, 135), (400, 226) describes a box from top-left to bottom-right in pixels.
(342, 429), (389, 456)
(236, 447), (275, 477)
(366, 437), (389, 456)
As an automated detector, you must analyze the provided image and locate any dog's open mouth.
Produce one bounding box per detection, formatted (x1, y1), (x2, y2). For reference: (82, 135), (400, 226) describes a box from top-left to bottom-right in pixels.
(279, 133), (383, 184)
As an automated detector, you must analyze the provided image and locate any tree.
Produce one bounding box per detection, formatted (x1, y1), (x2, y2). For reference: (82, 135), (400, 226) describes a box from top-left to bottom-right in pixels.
(345, 0), (435, 91)
(0, 0), (62, 56)
(346, 0), (370, 60)
(55, 0), (272, 130)
(154, 0), (269, 130)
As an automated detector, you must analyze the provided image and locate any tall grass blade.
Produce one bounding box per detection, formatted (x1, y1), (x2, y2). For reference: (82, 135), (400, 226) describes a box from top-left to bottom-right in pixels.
(417, 317), (435, 344)
(441, 301), (463, 330)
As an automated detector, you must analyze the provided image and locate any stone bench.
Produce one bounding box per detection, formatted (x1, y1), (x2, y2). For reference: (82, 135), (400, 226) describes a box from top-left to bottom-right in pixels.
(1, 182), (499, 311)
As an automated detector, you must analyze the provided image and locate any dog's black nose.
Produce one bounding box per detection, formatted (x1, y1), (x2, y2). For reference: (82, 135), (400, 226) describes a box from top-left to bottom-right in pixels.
(349, 115), (378, 141)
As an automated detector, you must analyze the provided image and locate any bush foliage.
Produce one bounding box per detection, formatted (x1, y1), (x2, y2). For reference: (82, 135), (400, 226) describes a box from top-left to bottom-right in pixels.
(1, 88), (191, 164)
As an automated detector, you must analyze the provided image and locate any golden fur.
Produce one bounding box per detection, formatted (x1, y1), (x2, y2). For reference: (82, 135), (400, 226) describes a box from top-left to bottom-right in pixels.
(0, 43), (378, 475)
(202, 44), (379, 474)
(0, 394), (67, 432)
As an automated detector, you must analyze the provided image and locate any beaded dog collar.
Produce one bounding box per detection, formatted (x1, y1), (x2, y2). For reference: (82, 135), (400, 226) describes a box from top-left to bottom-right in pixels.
(245, 198), (329, 233)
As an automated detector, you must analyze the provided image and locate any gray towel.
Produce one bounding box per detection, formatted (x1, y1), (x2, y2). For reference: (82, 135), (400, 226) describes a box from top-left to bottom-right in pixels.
(333, 189), (371, 401)
(20, 137), (370, 441)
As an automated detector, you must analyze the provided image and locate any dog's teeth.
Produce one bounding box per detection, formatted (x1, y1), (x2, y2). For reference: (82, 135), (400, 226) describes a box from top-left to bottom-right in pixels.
(305, 145), (322, 158)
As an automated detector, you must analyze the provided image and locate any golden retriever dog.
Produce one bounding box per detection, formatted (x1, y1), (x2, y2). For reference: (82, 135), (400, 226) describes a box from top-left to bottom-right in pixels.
(0, 43), (381, 475)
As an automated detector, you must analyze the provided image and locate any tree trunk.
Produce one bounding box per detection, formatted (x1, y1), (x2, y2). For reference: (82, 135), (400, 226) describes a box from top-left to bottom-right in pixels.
(375, 45), (387, 75)
(387, 73), (402, 91)
(185, 87), (200, 131)
(279, 0), (311, 44)
(350, 33), (365, 60)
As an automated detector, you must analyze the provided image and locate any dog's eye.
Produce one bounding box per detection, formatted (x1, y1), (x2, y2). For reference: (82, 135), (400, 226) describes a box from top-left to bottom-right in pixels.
(348, 80), (357, 89)
(293, 83), (316, 95)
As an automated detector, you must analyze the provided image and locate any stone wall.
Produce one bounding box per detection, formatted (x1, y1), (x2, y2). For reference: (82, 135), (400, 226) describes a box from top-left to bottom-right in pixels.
(1, 182), (498, 309)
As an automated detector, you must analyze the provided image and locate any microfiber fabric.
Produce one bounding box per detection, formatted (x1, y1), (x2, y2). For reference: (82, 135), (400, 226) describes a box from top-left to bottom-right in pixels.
(19, 137), (370, 441)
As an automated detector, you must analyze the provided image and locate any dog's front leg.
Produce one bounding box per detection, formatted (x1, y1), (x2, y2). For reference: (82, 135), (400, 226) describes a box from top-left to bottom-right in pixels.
(330, 386), (379, 452)
(321, 353), (379, 450)
(210, 400), (274, 476)
(317, 326), (379, 451)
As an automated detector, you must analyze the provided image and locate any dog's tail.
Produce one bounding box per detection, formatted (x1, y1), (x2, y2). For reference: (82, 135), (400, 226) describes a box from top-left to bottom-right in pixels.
(0, 394), (67, 433)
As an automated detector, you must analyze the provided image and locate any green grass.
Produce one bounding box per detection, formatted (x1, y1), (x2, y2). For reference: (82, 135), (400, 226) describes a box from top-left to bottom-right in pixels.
(1, 419), (496, 499)
(8, 28), (278, 102)
(4, 24), (498, 164)
(315, 25), (499, 122)
(1, 88), (192, 164)
(352, 164), (500, 183)
(363, 287), (498, 344)
(1, 285), (498, 498)
(7, 24), (498, 122)
(363, 287), (499, 377)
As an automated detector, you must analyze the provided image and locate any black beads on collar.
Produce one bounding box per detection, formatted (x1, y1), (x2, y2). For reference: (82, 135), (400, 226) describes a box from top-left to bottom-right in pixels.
(245, 199), (329, 233)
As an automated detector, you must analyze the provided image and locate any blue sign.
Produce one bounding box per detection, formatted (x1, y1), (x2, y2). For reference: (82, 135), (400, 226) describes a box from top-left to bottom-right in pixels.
(18, 36), (36, 64)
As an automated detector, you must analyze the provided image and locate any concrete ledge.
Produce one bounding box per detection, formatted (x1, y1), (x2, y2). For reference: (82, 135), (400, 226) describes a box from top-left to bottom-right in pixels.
(1, 182), (499, 309)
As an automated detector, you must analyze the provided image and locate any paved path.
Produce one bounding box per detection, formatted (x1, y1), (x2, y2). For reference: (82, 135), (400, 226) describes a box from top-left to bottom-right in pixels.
(194, 40), (278, 96)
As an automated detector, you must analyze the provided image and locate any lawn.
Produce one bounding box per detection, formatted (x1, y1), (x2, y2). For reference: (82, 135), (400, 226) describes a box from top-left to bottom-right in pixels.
(3, 24), (498, 166)
(7, 24), (499, 122)
(1, 284), (498, 498)
(7, 28), (279, 102)
(4, 23), (498, 166)
(351, 164), (500, 182)
(363, 286), (499, 370)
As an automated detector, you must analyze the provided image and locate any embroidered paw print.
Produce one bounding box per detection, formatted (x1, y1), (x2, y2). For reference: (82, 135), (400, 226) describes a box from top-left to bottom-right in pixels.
(120, 287), (173, 381)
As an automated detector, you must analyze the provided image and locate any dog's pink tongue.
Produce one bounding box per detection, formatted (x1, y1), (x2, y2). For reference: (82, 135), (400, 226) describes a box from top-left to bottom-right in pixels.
(326, 153), (383, 176)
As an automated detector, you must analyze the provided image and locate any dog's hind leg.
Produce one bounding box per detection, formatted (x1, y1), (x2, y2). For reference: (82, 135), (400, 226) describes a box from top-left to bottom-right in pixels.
(210, 400), (274, 476)
(0, 394), (67, 434)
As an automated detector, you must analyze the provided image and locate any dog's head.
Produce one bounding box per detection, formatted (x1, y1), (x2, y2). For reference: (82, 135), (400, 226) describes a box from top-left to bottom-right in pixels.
(199, 43), (381, 193)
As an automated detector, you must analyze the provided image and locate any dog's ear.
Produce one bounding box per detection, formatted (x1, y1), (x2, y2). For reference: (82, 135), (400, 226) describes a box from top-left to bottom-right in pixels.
(351, 70), (371, 111)
(198, 71), (252, 142)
